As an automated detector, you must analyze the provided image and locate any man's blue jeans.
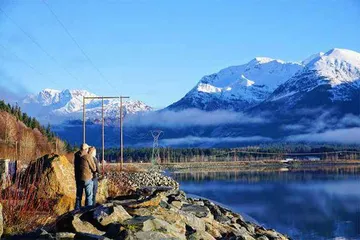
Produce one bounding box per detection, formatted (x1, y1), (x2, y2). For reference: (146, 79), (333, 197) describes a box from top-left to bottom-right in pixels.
(75, 179), (94, 210)
(92, 178), (98, 206)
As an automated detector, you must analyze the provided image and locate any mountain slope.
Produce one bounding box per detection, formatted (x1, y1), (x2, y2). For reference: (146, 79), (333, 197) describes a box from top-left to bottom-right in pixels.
(0, 100), (68, 164)
(21, 89), (152, 123)
(255, 48), (360, 115)
(167, 58), (303, 111)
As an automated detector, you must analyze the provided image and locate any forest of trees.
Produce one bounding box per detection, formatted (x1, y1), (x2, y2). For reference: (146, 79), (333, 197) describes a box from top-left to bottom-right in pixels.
(0, 100), (70, 165)
(104, 144), (360, 163)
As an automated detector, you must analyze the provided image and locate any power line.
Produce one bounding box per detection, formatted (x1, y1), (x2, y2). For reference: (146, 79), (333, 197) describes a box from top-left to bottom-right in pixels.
(0, 7), (93, 92)
(41, 0), (119, 93)
(0, 42), (60, 86)
(124, 132), (150, 140)
(0, 43), (44, 77)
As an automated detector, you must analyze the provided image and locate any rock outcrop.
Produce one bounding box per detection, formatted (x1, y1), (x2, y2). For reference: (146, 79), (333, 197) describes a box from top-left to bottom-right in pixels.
(20, 187), (289, 240)
(107, 170), (179, 197)
(24, 154), (108, 215)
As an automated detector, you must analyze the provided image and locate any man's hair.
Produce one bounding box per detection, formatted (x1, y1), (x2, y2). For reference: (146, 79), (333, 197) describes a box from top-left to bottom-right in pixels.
(89, 146), (96, 156)
(81, 143), (90, 150)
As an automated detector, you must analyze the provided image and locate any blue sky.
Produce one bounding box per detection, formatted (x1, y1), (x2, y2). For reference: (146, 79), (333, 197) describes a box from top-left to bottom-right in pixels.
(0, 0), (359, 108)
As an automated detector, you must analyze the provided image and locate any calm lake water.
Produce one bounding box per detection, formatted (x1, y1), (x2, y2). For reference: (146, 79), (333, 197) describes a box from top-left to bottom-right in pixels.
(170, 166), (360, 240)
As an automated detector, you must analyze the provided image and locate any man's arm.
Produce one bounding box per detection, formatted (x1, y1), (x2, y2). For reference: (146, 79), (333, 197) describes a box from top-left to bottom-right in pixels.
(94, 157), (101, 174)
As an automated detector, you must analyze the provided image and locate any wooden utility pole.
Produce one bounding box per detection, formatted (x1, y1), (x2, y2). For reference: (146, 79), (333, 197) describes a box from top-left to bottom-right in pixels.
(102, 97), (105, 171)
(119, 96), (129, 171)
(82, 96), (129, 171)
(83, 96), (86, 143)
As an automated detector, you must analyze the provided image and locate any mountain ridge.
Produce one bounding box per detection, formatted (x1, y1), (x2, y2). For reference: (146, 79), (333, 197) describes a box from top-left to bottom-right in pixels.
(20, 89), (152, 123)
(167, 55), (304, 111)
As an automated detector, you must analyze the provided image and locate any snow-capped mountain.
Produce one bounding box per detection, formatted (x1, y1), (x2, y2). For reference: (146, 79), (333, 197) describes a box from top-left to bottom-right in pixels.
(167, 57), (303, 111)
(28, 48), (360, 147)
(259, 48), (360, 114)
(21, 89), (152, 123)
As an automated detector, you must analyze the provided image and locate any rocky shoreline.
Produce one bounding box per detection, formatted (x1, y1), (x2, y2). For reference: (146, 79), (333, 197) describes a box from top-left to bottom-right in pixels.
(9, 186), (289, 240)
(159, 160), (360, 172)
(7, 187), (289, 239)
(107, 170), (180, 191)
(2, 155), (290, 239)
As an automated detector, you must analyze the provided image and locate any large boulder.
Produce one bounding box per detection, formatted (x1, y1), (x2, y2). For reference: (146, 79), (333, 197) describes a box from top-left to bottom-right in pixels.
(25, 154), (108, 215)
(93, 203), (132, 226)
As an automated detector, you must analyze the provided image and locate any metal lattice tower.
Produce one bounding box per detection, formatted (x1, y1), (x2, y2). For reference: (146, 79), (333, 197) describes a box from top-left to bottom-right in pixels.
(150, 130), (163, 165)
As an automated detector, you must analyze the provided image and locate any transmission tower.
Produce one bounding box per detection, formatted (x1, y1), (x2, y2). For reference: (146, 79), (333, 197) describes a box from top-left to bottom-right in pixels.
(150, 130), (163, 165)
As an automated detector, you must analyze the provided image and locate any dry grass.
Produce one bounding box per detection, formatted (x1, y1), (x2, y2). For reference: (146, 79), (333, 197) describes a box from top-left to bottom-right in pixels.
(103, 162), (146, 174)
(102, 163), (143, 198)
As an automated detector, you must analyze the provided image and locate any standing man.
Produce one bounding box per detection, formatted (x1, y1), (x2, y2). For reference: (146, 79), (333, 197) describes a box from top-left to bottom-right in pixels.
(88, 147), (101, 205)
(74, 143), (96, 209)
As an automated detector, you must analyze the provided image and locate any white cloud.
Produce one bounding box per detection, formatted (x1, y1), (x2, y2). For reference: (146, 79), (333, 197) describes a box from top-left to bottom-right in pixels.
(125, 109), (267, 127)
(285, 128), (360, 144)
(281, 124), (305, 131)
(161, 135), (272, 146)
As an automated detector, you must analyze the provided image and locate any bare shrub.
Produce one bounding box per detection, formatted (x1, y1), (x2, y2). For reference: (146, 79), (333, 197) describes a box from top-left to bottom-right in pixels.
(0, 113), (17, 144)
(19, 129), (36, 165)
(0, 159), (56, 235)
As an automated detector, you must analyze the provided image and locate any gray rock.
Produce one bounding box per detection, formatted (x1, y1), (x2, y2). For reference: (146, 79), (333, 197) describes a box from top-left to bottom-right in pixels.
(123, 216), (155, 231)
(55, 211), (105, 236)
(238, 233), (256, 240)
(134, 231), (178, 240)
(181, 204), (211, 218)
(171, 200), (183, 209)
(93, 204), (131, 226)
(203, 200), (230, 223)
(55, 232), (76, 239)
(188, 230), (216, 240)
(72, 216), (105, 236)
(124, 215), (185, 239)
(244, 224), (255, 234)
(74, 232), (110, 240)
(264, 230), (280, 239)
(180, 210), (206, 232)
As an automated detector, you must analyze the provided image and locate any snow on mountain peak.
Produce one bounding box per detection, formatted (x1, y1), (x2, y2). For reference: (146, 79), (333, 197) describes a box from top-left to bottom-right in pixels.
(169, 56), (303, 111)
(43, 88), (60, 94)
(198, 57), (302, 91)
(306, 48), (360, 85)
(21, 89), (152, 123)
(266, 48), (360, 104)
(197, 83), (222, 93)
(250, 57), (285, 65)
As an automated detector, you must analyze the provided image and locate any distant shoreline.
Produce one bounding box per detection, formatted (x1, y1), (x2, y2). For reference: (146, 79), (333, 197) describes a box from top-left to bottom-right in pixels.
(121, 160), (360, 172)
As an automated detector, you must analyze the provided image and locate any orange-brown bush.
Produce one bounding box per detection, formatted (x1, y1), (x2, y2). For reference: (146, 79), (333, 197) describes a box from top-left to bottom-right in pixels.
(0, 111), (67, 166)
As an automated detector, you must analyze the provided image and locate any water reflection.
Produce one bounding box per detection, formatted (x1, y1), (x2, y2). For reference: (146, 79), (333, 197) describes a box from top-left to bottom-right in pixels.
(171, 165), (360, 240)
